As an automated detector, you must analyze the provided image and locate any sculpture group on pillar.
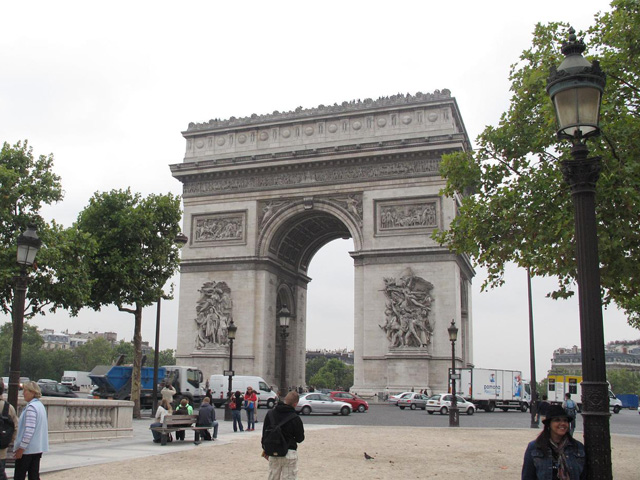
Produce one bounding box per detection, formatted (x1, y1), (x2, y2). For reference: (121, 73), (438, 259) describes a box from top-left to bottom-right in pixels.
(194, 281), (234, 349)
(379, 269), (435, 348)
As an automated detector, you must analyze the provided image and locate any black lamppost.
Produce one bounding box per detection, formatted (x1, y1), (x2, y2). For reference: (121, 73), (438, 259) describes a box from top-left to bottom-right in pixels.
(8, 224), (42, 409)
(278, 305), (291, 392)
(152, 232), (188, 415)
(527, 268), (539, 429)
(447, 319), (459, 427)
(224, 319), (237, 421)
(547, 27), (610, 480)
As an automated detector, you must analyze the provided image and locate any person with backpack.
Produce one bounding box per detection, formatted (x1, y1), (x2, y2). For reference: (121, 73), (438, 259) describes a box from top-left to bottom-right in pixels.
(174, 397), (193, 441)
(563, 393), (578, 436)
(261, 391), (305, 480)
(0, 379), (18, 480)
(13, 381), (49, 480)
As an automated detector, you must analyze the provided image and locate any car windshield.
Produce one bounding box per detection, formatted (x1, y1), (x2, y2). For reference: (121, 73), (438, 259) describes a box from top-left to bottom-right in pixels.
(428, 395), (441, 400)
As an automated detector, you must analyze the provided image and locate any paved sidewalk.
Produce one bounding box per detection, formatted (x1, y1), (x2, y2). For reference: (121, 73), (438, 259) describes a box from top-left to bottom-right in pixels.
(8, 416), (268, 478)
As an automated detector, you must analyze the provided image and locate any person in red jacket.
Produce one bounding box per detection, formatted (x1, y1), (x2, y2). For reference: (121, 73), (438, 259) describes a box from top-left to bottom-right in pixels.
(244, 386), (258, 431)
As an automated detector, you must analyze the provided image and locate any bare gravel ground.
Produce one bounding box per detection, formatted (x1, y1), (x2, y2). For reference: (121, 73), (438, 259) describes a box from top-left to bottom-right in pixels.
(41, 427), (639, 479)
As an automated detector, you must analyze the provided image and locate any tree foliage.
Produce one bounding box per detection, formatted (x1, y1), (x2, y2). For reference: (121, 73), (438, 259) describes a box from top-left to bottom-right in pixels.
(0, 141), (94, 318)
(607, 369), (640, 396)
(305, 356), (328, 385)
(76, 188), (183, 417)
(433, 1), (640, 327)
(308, 358), (354, 390)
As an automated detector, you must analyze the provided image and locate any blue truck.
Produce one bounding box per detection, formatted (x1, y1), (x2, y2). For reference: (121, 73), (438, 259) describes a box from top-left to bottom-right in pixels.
(89, 365), (166, 408)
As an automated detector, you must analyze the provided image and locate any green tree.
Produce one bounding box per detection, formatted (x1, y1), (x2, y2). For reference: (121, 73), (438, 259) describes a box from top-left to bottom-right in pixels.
(0, 141), (93, 319)
(76, 188), (183, 417)
(305, 356), (328, 385)
(74, 337), (116, 371)
(113, 340), (135, 365)
(309, 359), (354, 390)
(607, 369), (640, 396)
(157, 349), (176, 366)
(0, 322), (44, 377)
(433, 1), (640, 327)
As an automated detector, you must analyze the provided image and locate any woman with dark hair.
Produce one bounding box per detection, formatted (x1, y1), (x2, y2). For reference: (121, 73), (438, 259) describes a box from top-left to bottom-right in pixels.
(522, 404), (586, 479)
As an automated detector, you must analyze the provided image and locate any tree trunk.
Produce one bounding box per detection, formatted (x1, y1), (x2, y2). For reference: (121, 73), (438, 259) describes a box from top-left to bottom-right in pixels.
(131, 303), (143, 418)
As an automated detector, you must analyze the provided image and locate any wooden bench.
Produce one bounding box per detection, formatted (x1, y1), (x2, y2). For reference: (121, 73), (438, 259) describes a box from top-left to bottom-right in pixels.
(150, 414), (212, 445)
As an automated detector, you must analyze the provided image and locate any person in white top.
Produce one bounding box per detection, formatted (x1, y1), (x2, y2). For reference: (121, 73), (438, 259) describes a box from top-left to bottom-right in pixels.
(150, 399), (173, 443)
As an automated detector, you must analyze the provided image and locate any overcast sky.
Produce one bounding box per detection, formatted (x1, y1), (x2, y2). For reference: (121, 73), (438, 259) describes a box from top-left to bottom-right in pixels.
(2, 0), (636, 380)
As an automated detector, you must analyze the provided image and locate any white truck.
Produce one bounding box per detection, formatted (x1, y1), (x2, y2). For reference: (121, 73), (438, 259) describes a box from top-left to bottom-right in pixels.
(546, 374), (622, 414)
(456, 368), (531, 412)
(163, 365), (205, 407)
(61, 371), (92, 391)
(208, 374), (278, 409)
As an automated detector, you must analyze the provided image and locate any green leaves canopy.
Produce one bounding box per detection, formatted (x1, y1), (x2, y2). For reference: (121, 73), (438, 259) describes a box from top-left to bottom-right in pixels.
(0, 140), (94, 318)
(434, 1), (640, 328)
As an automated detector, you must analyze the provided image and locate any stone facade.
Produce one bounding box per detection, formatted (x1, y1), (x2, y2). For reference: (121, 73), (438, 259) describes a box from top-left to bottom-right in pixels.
(171, 90), (474, 395)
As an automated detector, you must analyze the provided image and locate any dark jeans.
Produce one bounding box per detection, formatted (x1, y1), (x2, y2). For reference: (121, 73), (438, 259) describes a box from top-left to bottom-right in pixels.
(232, 409), (243, 431)
(0, 458), (6, 480)
(14, 453), (42, 480)
(150, 422), (162, 441)
(195, 421), (218, 441)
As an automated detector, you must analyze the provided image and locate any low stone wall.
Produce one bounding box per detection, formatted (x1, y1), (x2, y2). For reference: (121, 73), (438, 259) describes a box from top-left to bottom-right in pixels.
(26, 397), (134, 443)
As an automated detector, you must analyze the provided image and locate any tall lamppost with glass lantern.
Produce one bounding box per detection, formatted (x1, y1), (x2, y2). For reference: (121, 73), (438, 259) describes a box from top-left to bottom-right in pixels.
(546, 27), (611, 480)
(8, 224), (42, 409)
(448, 319), (459, 427)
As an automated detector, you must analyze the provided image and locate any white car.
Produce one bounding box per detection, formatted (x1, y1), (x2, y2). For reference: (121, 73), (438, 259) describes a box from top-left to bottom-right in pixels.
(387, 392), (414, 405)
(295, 393), (352, 415)
(426, 393), (475, 415)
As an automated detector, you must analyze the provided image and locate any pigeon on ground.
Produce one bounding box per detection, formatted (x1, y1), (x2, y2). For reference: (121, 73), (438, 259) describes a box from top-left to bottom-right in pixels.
(364, 452), (374, 460)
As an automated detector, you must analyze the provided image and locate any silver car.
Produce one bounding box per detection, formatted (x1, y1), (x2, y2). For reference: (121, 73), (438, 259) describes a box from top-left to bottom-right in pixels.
(295, 393), (352, 416)
(397, 392), (429, 410)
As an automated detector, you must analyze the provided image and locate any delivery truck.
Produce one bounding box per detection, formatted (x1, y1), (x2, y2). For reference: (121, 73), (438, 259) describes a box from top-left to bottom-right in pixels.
(61, 371), (92, 391)
(89, 365), (205, 408)
(546, 374), (622, 413)
(456, 368), (531, 412)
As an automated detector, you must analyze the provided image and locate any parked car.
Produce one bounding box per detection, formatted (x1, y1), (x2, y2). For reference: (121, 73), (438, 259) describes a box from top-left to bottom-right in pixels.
(40, 382), (79, 398)
(329, 391), (369, 412)
(397, 392), (429, 410)
(295, 393), (351, 416)
(426, 393), (475, 415)
(387, 392), (414, 405)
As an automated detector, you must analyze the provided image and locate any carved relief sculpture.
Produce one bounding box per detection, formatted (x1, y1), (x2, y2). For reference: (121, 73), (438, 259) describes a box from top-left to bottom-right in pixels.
(194, 281), (234, 349)
(379, 269), (435, 348)
(193, 213), (245, 244)
(332, 194), (363, 226)
(379, 201), (437, 231)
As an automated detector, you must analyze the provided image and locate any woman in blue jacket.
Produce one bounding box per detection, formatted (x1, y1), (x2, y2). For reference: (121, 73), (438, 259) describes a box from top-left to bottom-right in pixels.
(522, 404), (585, 480)
(13, 381), (49, 480)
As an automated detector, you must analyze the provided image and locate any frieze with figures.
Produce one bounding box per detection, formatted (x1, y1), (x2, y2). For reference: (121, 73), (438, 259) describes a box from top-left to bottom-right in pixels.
(376, 198), (439, 235)
(193, 212), (245, 245)
(379, 269), (435, 348)
(194, 281), (234, 349)
(184, 157), (440, 197)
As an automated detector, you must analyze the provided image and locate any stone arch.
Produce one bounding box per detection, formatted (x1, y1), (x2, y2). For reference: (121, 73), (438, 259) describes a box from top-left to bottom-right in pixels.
(257, 197), (363, 274)
(172, 91), (474, 396)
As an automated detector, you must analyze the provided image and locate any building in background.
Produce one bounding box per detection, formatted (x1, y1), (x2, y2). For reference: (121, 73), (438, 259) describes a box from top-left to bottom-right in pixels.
(550, 340), (640, 373)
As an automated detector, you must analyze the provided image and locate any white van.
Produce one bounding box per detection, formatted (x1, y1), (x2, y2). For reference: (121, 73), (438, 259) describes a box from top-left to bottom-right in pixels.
(208, 374), (278, 409)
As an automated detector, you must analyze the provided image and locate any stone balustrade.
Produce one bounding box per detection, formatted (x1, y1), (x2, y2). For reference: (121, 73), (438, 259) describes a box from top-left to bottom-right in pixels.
(15, 396), (134, 443)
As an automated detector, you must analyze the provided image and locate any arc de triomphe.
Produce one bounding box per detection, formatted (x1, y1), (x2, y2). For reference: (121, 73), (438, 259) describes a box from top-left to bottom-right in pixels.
(170, 90), (474, 395)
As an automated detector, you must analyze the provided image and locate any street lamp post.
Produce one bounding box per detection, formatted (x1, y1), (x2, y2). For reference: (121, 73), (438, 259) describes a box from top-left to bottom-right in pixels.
(152, 233), (188, 416)
(278, 305), (291, 393)
(8, 224), (42, 409)
(447, 319), (459, 427)
(224, 319), (237, 421)
(547, 27), (611, 480)
(527, 268), (539, 429)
